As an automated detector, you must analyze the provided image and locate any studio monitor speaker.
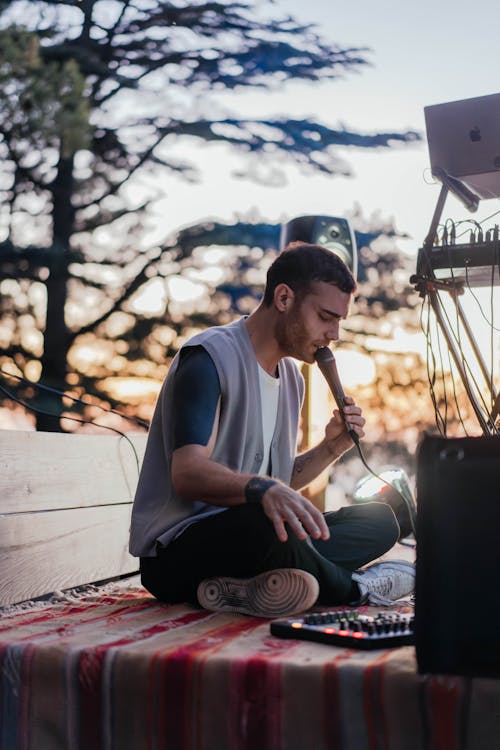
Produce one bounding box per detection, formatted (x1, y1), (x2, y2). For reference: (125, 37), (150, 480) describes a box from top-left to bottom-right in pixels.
(280, 215), (358, 280)
(415, 434), (500, 678)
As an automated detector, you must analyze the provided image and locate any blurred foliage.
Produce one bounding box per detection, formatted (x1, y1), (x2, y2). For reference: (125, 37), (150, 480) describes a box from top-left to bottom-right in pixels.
(0, 0), (429, 435)
(0, 26), (90, 156)
(2, 207), (455, 444)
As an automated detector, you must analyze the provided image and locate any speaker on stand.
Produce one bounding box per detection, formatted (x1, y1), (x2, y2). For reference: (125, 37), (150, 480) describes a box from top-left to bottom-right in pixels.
(280, 215), (358, 280)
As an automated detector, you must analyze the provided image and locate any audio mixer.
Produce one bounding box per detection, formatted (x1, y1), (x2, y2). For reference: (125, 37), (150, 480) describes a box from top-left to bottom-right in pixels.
(270, 609), (414, 649)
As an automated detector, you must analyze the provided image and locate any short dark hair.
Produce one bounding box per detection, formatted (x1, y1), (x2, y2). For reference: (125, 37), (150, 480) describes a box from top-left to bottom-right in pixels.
(263, 241), (356, 305)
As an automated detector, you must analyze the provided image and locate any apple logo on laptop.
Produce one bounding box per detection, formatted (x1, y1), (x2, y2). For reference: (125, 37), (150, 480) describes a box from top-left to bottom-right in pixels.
(469, 126), (482, 142)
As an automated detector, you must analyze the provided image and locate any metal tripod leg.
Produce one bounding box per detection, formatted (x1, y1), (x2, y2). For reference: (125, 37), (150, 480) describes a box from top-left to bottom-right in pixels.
(428, 288), (496, 434)
(417, 183), (498, 435)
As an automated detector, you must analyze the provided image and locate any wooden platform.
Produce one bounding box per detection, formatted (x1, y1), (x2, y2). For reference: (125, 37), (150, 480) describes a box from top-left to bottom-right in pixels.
(2, 430), (500, 750)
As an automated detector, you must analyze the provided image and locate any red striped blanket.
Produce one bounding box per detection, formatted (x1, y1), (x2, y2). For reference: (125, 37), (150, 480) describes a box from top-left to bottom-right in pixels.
(1, 582), (498, 750)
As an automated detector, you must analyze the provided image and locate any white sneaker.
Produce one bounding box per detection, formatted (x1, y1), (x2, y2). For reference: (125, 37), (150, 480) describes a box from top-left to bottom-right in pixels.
(352, 560), (415, 606)
(197, 568), (319, 618)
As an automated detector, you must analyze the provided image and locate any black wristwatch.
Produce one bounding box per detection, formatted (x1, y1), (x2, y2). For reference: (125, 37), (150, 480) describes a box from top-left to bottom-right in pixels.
(244, 476), (277, 504)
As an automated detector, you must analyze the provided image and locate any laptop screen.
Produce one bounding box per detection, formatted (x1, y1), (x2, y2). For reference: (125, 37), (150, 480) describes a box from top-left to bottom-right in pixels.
(424, 92), (500, 199)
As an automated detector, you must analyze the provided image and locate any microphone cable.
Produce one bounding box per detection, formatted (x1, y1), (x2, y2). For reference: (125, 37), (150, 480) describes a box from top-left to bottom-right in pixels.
(350, 436), (417, 547)
(313, 348), (417, 545)
(0, 367), (150, 429)
(0, 368), (151, 474)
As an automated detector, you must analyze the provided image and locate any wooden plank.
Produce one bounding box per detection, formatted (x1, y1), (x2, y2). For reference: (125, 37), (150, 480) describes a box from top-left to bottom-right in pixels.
(0, 505), (139, 606)
(0, 430), (147, 513)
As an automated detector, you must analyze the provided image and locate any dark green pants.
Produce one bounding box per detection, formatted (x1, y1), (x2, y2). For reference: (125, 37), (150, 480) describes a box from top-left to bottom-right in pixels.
(140, 502), (399, 606)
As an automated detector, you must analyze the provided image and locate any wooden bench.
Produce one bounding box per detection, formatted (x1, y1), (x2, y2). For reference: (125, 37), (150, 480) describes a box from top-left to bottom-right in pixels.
(1, 429), (146, 606)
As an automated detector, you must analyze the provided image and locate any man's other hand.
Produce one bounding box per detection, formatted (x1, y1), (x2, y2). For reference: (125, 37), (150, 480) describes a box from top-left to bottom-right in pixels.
(260, 482), (330, 543)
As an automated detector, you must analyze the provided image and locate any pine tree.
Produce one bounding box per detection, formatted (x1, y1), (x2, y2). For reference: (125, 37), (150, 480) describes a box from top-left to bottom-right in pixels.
(0, 0), (419, 430)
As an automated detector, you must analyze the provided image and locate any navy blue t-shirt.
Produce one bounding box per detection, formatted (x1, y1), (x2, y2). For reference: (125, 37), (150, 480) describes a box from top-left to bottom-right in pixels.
(172, 346), (221, 449)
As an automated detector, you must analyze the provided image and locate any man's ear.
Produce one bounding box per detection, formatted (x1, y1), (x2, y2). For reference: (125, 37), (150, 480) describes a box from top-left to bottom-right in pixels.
(274, 283), (295, 312)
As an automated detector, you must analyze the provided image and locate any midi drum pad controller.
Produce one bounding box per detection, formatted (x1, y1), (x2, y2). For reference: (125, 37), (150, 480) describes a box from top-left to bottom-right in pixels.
(270, 610), (414, 649)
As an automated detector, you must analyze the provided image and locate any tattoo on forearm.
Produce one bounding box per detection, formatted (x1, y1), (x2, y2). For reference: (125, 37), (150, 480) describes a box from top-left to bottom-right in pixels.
(293, 454), (313, 475)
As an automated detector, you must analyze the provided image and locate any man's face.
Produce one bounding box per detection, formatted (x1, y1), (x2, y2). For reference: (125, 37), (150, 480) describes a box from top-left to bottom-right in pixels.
(275, 281), (351, 363)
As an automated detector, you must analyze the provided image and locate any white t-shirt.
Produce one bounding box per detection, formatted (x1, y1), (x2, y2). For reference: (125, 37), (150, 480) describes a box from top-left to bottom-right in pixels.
(257, 365), (280, 475)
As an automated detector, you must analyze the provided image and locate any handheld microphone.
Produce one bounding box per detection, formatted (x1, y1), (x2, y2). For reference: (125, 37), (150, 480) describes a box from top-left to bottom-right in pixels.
(314, 346), (359, 445)
(314, 348), (417, 541)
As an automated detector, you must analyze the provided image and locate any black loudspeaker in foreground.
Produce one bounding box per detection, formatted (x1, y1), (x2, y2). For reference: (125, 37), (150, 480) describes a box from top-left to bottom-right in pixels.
(415, 434), (500, 678)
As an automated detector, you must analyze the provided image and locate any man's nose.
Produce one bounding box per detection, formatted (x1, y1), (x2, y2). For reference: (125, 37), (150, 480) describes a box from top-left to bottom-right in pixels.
(326, 322), (340, 342)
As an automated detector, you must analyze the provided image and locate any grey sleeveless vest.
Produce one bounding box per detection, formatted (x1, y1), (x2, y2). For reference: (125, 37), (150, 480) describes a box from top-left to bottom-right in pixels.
(129, 317), (304, 557)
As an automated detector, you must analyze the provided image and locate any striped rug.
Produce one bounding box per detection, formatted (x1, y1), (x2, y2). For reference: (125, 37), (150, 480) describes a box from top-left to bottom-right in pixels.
(1, 581), (498, 750)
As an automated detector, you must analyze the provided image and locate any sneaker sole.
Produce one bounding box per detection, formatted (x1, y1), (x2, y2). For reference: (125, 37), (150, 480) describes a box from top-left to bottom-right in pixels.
(197, 568), (319, 618)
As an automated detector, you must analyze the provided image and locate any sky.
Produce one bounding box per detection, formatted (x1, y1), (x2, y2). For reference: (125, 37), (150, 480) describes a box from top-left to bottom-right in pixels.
(150, 0), (500, 258)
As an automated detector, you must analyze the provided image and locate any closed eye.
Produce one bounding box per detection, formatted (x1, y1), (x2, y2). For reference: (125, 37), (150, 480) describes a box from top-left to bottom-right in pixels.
(319, 312), (340, 322)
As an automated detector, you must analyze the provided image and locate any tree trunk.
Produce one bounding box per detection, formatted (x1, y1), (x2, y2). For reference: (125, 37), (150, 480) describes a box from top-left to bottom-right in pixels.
(36, 152), (74, 431)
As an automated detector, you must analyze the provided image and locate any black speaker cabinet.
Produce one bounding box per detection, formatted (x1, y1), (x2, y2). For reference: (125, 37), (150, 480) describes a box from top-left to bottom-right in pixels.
(415, 434), (500, 678)
(280, 215), (358, 280)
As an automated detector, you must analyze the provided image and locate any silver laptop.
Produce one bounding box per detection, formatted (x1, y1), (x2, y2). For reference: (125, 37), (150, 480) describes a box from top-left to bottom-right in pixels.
(424, 93), (500, 199)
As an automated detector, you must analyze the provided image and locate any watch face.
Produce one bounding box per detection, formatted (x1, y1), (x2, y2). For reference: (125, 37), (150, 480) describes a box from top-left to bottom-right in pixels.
(245, 477), (276, 503)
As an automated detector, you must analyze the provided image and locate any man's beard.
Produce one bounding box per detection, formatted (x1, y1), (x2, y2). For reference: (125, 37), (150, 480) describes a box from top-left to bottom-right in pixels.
(275, 309), (310, 362)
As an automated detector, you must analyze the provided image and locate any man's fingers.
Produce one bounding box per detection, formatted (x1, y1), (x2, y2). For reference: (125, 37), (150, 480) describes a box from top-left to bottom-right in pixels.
(263, 486), (330, 542)
(264, 502), (290, 542)
(300, 504), (330, 540)
(272, 516), (288, 542)
(299, 512), (329, 540)
(284, 512), (310, 541)
(284, 503), (329, 541)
